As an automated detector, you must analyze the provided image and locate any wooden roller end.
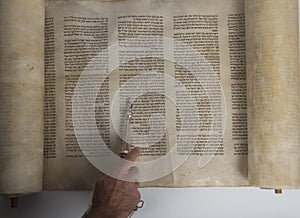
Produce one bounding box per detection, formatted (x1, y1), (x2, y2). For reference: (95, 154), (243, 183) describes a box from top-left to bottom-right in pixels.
(11, 197), (18, 208)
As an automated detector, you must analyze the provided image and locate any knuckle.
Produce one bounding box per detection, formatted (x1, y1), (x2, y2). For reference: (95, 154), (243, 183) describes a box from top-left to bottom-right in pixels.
(134, 190), (141, 202)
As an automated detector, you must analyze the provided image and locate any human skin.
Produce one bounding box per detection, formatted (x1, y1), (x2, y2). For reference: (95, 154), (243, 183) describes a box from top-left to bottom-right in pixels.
(85, 148), (141, 218)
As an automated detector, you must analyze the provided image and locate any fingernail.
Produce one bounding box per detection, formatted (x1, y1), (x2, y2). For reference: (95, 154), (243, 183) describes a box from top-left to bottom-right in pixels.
(135, 147), (141, 153)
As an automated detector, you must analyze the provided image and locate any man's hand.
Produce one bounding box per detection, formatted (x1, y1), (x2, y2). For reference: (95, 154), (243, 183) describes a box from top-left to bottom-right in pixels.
(85, 147), (141, 218)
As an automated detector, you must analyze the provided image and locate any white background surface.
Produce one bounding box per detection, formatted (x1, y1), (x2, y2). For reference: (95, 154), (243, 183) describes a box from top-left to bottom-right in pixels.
(1, 188), (300, 218)
(1, 1), (300, 218)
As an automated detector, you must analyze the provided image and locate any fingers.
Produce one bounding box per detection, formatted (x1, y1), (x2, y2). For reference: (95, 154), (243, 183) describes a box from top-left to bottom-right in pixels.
(124, 147), (140, 162)
(113, 147), (140, 180)
(118, 147), (140, 174)
(125, 166), (140, 182)
(127, 186), (141, 209)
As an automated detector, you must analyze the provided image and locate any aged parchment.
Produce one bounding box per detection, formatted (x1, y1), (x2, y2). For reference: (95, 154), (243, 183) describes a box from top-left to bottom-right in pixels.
(246, 0), (300, 189)
(1, 0), (299, 195)
(0, 0), (45, 195)
(44, 0), (248, 189)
